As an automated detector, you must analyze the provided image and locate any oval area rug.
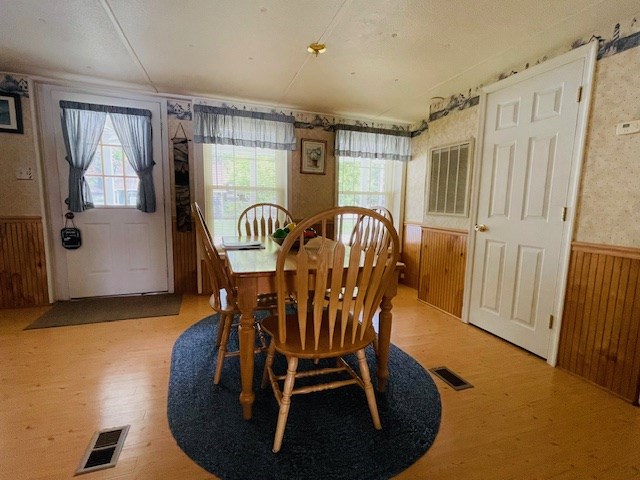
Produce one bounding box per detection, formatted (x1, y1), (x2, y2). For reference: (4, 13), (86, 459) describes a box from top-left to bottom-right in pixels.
(168, 314), (441, 480)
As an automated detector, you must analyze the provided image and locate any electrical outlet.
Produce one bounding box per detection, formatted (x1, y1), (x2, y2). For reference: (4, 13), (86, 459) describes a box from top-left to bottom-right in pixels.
(15, 166), (33, 180)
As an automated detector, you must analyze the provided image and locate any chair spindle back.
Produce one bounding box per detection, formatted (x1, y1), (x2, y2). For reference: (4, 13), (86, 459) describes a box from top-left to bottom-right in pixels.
(237, 203), (293, 237)
(275, 206), (399, 351)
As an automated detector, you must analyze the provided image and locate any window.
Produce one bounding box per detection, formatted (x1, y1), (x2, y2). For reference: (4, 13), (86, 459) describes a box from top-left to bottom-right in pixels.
(427, 140), (473, 216)
(202, 144), (288, 241)
(85, 115), (139, 207)
(338, 156), (393, 208)
(337, 156), (402, 240)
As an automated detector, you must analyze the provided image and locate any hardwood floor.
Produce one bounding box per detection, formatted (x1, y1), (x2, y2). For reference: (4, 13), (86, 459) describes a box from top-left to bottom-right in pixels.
(1, 286), (639, 479)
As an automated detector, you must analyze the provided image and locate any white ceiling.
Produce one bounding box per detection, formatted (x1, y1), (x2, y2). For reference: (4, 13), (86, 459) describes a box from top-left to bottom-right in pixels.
(1, 0), (638, 124)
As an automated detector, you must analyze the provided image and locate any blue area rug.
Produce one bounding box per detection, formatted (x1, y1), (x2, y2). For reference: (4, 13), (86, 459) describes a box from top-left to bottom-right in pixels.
(168, 313), (441, 480)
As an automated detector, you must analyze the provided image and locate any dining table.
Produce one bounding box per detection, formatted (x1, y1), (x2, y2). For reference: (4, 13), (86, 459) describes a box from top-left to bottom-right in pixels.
(223, 235), (404, 420)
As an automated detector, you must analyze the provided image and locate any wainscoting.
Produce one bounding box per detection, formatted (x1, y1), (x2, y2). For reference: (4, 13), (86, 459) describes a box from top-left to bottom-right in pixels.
(557, 242), (640, 404)
(417, 227), (468, 318)
(172, 220), (198, 294)
(400, 223), (422, 289)
(0, 217), (49, 308)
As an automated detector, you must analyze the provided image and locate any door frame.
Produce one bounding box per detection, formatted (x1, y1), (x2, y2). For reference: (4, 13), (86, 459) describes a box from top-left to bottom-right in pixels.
(461, 41), (597, 366)
(37, 83), (174, 300)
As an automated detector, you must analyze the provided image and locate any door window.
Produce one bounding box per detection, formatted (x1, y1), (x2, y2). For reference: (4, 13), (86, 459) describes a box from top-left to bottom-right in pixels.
(85, 115), (139, 207)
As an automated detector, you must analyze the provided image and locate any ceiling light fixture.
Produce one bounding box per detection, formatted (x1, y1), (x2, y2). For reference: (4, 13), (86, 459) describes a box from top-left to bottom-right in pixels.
(307, 43), (327, 56)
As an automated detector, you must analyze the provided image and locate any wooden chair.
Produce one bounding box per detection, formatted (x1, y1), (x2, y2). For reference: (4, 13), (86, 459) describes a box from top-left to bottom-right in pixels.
(348, 205), (394, 250)
(192, 203), (272, 384)
(237, 203), (293, 236)
(329, 205), (396, 329)
(261, 206), (400, 453)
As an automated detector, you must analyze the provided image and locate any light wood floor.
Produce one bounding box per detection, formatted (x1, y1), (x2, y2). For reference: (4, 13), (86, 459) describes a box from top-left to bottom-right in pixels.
(1, 286), (639, 480)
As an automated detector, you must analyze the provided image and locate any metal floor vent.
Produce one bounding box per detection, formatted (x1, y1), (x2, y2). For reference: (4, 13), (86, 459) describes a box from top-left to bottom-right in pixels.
(429, 366), (473, 391)
(75, 425), (129, 475)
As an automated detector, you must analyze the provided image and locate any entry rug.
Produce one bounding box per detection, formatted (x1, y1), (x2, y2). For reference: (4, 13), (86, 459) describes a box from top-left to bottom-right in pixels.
(168, 313), (442, 480)
(25, 293), (182, 329)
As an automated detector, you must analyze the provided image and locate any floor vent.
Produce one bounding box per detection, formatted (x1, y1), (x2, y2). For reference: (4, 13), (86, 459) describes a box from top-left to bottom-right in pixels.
(429, 366), (473, 391)
(75, 425), (129, 475)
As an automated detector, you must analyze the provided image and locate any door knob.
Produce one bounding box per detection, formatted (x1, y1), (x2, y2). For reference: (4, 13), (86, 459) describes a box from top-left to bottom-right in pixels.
(474, 224), (487, 232)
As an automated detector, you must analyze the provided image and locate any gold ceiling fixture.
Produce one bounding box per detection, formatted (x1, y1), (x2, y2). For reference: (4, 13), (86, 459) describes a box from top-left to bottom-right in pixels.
(307, 43), (327, 56)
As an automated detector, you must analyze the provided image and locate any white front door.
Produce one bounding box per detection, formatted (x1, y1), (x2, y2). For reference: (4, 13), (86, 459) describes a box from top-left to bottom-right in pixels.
(51, 91), (169, 298)
(468, 55), (586, 358)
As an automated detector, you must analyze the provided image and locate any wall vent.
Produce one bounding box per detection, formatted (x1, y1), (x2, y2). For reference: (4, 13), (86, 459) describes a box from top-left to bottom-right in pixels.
(75, 425), (129, 475)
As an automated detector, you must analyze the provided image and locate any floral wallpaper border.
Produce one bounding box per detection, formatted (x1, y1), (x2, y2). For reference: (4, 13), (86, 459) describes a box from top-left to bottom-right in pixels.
(167, 101), (192, 120)
(0, 74), (29, 97)
(415, 20), (640, 134)
(168, 21), (639, 140)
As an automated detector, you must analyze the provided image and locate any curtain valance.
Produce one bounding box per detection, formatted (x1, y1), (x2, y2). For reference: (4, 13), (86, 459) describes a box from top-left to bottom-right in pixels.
(59, 101), (151, 117)
(193, 105), (296, 150)
(334, 124), (411, 162)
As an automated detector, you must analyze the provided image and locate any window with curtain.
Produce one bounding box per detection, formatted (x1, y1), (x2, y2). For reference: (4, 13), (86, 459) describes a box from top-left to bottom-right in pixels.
(334, 124), (409, 239)
(194, 104), (295, 242)
(202, 144), (288, 242)
(59, 100), (155, 212)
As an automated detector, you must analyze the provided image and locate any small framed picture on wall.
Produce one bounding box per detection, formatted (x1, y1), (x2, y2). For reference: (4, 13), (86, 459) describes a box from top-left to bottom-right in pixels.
(0, 92), (23, 134)
(300, 139), (326, 175)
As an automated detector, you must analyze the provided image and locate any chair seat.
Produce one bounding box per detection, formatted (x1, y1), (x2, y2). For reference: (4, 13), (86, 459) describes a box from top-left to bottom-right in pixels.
(262, 310), (375, 359)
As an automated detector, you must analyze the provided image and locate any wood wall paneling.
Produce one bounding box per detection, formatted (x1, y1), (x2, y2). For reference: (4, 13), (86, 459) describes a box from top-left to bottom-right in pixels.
(418, 227), (467, 318)
(557, 242), (640, 404)
(172, 220), (198, 294)
(0, 217), (49, 308)
(400, 223), (422, 289)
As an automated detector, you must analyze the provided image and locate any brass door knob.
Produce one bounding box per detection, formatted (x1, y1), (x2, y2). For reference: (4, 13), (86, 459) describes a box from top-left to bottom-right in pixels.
(474, 224), (487, 232)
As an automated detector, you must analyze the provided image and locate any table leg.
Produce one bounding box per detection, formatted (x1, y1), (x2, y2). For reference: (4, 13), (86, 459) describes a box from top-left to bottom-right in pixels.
(236, 278), (258, 420)
(376, 270), (399, 392)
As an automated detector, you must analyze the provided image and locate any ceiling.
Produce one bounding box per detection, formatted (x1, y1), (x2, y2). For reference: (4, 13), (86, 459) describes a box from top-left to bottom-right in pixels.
(1, 0), (638, 124)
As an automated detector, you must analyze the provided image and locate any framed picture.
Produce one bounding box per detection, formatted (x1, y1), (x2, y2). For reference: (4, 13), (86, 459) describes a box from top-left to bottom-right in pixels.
(0, 92), (23, 134)
(300, 139), (326, 175)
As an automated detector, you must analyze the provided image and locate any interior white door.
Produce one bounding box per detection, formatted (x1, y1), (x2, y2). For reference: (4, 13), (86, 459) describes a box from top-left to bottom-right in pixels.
(53, 92), (169, 298)
(468, 58), (584, 358)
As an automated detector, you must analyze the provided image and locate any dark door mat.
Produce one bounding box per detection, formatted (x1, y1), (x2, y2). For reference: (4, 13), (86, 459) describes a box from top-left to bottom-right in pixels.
(25, 293), (182, 330)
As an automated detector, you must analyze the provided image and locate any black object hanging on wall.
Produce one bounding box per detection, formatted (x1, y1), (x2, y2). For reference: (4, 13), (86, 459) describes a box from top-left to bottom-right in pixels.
(173, 123), (191, 232)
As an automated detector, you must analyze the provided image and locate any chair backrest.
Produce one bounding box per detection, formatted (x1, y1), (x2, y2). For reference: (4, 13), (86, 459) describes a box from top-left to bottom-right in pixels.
(192, 203), (235, 311)
(237, 203), (293, 236)
(349, 206), (394, 252)
(370, 206), (393, 222)
(275, 206), (400, 352)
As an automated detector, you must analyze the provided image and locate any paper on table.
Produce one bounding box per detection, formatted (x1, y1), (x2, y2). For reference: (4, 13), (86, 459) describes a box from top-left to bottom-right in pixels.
(222, 237), (265, 250)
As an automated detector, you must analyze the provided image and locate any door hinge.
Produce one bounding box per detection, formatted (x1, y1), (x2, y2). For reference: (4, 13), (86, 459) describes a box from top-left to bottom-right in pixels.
(561, 207), (567, 222)
(548, 314), (554, 329)
(577, 86), (583, 103)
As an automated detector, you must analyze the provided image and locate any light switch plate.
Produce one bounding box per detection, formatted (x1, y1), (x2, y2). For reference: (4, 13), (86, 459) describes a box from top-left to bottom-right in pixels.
(616, 120), (640, 135)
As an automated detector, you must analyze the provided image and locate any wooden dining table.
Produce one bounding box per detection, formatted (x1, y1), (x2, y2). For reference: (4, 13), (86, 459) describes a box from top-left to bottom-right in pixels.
(223, 235), (404, 420)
